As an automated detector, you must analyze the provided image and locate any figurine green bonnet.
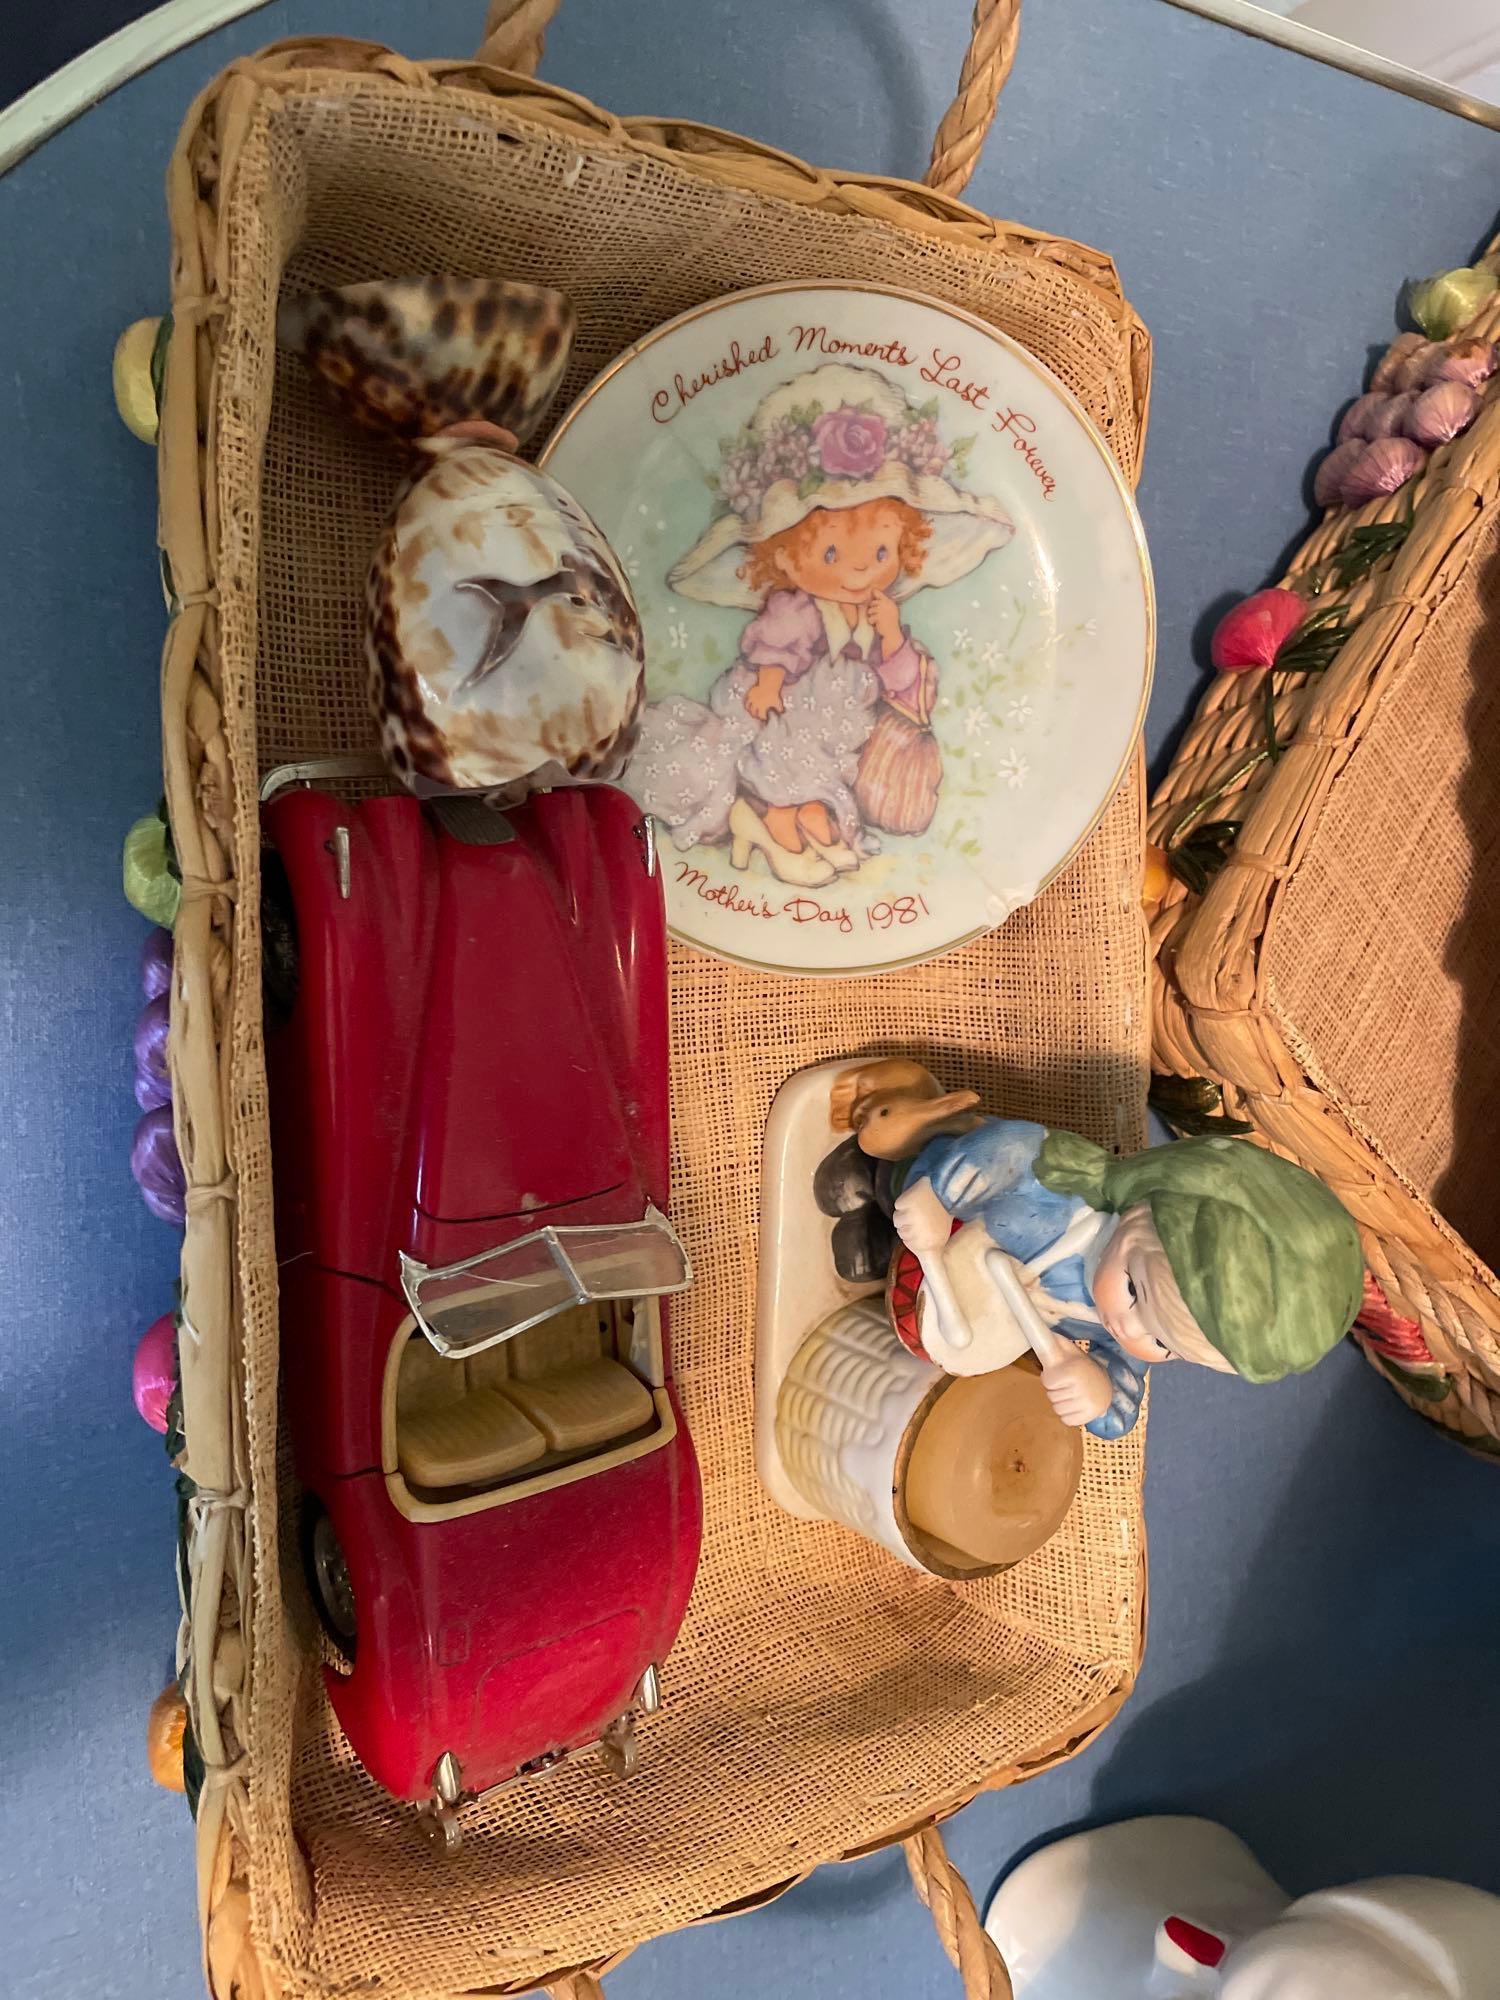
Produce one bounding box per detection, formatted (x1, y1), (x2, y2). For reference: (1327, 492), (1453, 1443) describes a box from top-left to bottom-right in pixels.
(1035, 1126), (1366, 1385)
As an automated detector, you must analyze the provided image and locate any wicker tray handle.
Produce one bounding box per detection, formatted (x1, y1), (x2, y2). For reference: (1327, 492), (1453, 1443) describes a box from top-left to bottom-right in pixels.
(476, 0), (1019, 197)
(904, 1822), (1014, 1998)
(544, 1822), (1012, 2000)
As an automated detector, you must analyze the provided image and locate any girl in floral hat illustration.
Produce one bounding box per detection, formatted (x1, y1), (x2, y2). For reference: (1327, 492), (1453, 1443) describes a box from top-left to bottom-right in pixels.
(629, 364), (1014, 886)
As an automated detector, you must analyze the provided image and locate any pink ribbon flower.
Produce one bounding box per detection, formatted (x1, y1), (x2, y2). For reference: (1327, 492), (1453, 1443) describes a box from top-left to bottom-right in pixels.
(812, 405), (888, 479)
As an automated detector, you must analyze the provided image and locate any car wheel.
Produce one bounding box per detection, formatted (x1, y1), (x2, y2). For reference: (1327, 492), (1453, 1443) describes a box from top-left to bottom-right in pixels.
(260, 848), (300, 1024)
(420, 1804), (463, 1857)
(600, 1716), (639, 1780)
(300, 1501), (357, 1660)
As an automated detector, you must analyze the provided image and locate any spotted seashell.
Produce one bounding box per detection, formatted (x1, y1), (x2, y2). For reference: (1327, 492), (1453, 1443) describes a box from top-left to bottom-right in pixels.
(277, 277), (575, 445)
(368, 438), (644, 800)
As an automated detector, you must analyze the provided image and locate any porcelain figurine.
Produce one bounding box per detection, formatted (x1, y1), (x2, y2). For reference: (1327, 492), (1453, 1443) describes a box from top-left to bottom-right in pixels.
(817, 1058), (1365, 1438)
(756, 1060), (1081, 1576)
(985, 1815), (1500, 1998)
(280, 277), (644, 803)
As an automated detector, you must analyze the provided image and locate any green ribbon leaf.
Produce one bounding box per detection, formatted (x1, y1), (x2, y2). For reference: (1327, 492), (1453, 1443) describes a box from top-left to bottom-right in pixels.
(1373, 1352), (1455, 1403)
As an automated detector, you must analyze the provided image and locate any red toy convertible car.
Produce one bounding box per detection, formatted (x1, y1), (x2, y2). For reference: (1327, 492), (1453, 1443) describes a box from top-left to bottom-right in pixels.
(261, 776), (701, 1850)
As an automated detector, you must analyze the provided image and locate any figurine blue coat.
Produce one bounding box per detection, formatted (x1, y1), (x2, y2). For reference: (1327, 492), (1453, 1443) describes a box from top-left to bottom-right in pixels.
(909, 1120), (1147, 1439)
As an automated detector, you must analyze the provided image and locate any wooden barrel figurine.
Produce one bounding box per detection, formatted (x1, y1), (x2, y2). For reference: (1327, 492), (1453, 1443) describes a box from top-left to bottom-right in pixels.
(775, 1300), (1081, 1577)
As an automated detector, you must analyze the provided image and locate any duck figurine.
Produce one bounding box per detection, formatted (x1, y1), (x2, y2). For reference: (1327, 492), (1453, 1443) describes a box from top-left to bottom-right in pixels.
(279, 276), (643, 802)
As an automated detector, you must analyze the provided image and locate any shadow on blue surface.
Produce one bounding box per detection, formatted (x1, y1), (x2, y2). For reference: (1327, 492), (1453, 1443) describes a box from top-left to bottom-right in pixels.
(1088, 1392), (1500, 1891)
(1, 3), (155, 109)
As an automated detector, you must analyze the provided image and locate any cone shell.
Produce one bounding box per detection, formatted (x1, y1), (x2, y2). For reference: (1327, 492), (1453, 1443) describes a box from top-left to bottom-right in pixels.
(368, 438), (645, 799)
(278, 277), (575, 443)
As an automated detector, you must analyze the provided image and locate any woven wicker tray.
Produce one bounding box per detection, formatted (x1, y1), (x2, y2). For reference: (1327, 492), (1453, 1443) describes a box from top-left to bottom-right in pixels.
(156, 6), (1154, 1994)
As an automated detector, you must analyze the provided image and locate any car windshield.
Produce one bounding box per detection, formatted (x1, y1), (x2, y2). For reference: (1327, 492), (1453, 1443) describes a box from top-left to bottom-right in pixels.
(401, 1209), (691, 1358)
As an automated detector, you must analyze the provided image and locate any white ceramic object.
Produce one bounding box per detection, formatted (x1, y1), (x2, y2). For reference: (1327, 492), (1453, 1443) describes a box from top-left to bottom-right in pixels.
(985, 1815), (1500, 1999)
(756, 1060), (1083, 1577)
(755, 1059), (883, 1521)
(893, 1209), (1095, 1377)
(541, 282), (1152, 975)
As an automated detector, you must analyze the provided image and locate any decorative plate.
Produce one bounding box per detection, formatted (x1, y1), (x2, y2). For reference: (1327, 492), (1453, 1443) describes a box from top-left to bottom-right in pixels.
(541, 282), (1152, 975)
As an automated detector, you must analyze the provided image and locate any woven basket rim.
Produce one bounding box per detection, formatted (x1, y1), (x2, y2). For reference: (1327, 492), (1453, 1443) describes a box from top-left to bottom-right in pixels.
(211, 38), (1151, 438)
(1157, 425), (1500, 1309)
(232, 38), (1138, 264)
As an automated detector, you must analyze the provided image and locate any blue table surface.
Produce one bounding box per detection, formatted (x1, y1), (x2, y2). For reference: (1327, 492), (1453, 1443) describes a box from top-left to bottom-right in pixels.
(2, 4), (1498, 1996)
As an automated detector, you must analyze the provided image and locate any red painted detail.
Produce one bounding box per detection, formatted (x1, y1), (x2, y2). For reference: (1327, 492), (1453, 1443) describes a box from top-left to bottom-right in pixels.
(1355, 1270), (1437, 1368)
(1164, 1915), (1227, 1968)
(887, 1218), (965, 1359)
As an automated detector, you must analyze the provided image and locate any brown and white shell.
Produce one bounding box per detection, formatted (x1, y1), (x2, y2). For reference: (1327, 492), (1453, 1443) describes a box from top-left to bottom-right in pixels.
(367, 438), (645, 800)
(277, 277), (576, 444)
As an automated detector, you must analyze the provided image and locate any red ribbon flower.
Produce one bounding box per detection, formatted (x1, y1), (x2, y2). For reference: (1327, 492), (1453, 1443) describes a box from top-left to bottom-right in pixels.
(1355, 1272), (1436, 1369)
(1210, 588), (1307, 672)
